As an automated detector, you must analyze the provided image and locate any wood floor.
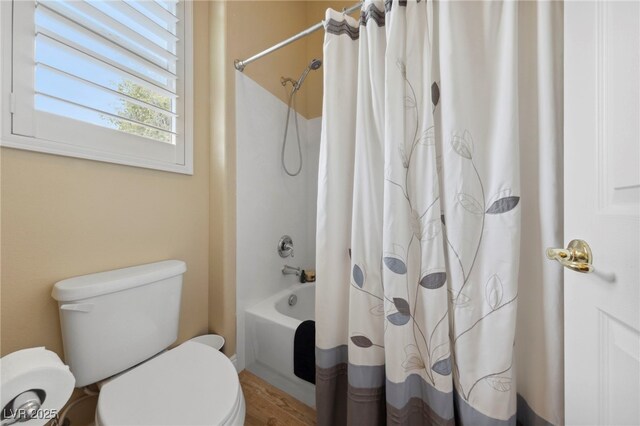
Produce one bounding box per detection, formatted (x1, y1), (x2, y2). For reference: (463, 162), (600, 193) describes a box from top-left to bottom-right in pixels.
(239, 371), (316, 426)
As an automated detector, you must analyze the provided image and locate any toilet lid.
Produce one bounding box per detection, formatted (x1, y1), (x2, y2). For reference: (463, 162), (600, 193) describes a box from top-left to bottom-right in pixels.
(96, 341), (241, 425)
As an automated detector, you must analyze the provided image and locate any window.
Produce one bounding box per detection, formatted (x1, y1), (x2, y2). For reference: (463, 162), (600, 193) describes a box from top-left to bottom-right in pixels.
(1, 0), (193, 174)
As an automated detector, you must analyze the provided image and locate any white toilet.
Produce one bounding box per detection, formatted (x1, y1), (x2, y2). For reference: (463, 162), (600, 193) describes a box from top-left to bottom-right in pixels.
(51, 260), (245, 425)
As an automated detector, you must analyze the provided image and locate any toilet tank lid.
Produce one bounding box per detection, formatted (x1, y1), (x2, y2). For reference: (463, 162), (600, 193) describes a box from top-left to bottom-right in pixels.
(52, 260), (186, 302)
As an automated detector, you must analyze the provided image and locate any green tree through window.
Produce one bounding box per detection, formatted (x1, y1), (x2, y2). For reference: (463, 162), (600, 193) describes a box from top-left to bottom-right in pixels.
(106, 81), (173, 143)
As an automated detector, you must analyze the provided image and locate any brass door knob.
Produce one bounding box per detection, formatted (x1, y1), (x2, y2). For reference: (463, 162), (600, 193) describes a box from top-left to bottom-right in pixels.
(546, 239), (594, 273)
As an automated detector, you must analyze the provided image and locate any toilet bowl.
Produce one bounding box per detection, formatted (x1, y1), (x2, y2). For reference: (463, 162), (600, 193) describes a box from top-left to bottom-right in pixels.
(51, 260), (245, 425)
(96, 341), (244, 425)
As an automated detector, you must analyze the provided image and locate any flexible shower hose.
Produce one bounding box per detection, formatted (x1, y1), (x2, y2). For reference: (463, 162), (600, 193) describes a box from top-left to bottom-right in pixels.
(281, 88), (303, 177)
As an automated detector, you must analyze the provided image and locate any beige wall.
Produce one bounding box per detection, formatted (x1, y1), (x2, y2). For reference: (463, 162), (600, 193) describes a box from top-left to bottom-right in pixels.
(0, 2), (211, 423)
(226, 0), (354, 119)
(208, 0), (355, 359)
(208, 0), (237, 358)
(228, 1), (310, 115)
(1, 0), (352, 422)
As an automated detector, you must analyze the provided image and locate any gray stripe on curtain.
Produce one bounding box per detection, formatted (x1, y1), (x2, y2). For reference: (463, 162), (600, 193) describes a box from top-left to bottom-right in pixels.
(317, 346), (552, 425)
(386, 374), (454, 420)
(360, 3), (385, 27)
(516, 395), (555, 426)
(318, 346), (454, 421)
(324, 18), (359, 40)
(316, 363), (386, 426)
(316, 345), (348, 367)
(454, 391), (516, 426)
(317, 358), (559, 425)
(350, 364), (386, 388)
(317, 346), (386, 388)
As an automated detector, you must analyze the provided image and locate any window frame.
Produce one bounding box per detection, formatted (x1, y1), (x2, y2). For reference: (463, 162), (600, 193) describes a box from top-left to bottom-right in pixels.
(0, 0), (194, 175)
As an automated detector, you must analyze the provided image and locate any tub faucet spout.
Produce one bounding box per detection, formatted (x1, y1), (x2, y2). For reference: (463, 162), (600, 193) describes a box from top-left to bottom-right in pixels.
(282, 265), (301, 276)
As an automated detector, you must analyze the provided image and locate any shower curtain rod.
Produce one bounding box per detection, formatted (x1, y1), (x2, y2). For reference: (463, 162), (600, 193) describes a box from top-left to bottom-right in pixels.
(234, 2), (363, 72)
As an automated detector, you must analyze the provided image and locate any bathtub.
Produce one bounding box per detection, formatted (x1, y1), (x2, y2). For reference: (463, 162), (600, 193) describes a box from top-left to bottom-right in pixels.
(244, 283), (316, 406)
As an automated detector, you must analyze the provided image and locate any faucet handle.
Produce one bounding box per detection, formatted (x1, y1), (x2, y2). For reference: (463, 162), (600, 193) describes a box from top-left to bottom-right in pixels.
(278, 235), (294, 258)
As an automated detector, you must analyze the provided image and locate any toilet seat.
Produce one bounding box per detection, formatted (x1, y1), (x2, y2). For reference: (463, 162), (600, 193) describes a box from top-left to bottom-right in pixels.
(96, 341), (244, 425)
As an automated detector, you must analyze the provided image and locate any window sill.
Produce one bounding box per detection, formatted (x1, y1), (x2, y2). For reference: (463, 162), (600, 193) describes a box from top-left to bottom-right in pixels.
(0, 132), (194, 175)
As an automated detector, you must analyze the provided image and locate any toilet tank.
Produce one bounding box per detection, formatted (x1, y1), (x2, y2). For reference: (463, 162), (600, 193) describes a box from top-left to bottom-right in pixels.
(52, 260), (186, 387)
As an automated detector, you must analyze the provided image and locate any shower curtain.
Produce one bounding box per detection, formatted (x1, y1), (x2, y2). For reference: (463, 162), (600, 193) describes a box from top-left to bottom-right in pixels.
(315, 1), (563, 425)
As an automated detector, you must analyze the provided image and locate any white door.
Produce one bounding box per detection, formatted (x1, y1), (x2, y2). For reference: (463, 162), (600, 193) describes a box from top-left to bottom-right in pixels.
(564, 1), (640, 425)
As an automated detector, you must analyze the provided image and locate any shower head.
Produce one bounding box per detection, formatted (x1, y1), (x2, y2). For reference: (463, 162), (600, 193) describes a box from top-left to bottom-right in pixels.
(309, 59), (322, 70)
(294, 59), (322, 91)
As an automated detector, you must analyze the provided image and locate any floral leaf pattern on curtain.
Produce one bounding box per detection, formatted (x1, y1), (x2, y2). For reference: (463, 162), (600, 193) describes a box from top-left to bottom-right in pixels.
(315, 1), (563, 424)
(353, 264), (365, 287)
(420, 271), (447, 289)
(486, 196), (520, 214)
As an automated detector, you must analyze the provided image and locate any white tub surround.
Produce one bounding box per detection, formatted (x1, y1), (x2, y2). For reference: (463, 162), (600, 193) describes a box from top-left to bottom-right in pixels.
(235, 70), (321, 376)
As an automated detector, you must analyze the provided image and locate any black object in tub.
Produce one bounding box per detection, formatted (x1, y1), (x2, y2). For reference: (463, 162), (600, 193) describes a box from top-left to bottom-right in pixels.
(294, 320), (316, 384)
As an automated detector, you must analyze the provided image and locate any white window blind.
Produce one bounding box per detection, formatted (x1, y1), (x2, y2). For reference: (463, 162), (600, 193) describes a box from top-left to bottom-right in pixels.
(3, 0), (193, 174)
